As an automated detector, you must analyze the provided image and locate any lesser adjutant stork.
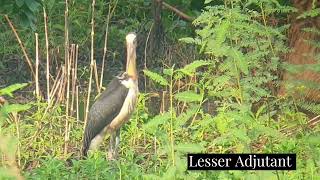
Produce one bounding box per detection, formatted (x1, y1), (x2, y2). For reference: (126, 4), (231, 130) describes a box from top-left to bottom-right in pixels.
(82, 32), (139, 159)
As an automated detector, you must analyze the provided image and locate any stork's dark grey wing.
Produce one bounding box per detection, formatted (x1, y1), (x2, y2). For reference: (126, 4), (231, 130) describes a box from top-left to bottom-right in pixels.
(82, 77), (129, 156)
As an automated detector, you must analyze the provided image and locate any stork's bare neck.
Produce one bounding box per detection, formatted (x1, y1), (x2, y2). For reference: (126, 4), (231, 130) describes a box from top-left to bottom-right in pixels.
(126, 33), (137, 80)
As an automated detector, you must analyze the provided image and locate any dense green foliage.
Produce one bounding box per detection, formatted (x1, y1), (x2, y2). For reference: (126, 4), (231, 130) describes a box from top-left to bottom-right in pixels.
(0, 0), (319, 179)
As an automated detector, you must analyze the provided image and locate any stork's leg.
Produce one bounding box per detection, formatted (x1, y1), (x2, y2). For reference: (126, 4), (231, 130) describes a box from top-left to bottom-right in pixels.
(114, 129), (121, 157)
(108, 131), (116, 160)
(107, 129), (121, 160)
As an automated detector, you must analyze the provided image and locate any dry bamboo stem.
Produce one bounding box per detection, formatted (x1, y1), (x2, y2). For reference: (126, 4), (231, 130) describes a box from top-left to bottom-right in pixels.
(71, 45), (76, 117)
(43, 7), (51, 103)
(66, 45), (72, 117)
(58, 66), (65, 104)
(35, 33), (40, 98)
(63, 0), (70, 157)
(60, 65), (67, 102)
(99, 0), (118, 90)
(5, 15), (35, 79)
(49, 67), (62, 98)
(41, 69), (64, 121)
(75, 45), (78, 82)
(76, 85), (79, 124)
(72, 45), (79, 117)
(84, 0), (96, 129)
(99, 9), (110, 90)
(93, 60), (100, 94)
(100, 2), (112, 89)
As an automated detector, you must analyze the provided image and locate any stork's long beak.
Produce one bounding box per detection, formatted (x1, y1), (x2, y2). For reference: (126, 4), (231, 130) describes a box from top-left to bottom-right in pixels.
(126, 33), (137, 80)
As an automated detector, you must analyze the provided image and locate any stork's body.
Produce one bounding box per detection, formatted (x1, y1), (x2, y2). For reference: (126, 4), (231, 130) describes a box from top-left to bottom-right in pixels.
(82, 33), (138, 158)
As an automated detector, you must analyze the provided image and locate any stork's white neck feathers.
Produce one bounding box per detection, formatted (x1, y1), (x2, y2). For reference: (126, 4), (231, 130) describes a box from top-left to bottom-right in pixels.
(126, 33), (137, 80)
(126, 33), (136, 44)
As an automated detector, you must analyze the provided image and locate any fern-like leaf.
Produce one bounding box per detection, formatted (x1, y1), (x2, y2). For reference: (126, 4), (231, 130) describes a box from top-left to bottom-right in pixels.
(0, 83), (28, 97)
(175, 91), (203, 102)
(178, 60), (210, 76)
(143, 70), (169, 86)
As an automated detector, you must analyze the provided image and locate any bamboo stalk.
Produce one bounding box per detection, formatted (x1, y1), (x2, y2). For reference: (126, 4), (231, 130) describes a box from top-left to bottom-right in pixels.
(49, 67), (62, 98)
(43, 7), (51, 103)
(93, 60), (100, 94)
(70, 44), (76, 117)
(84, 0), (96, 128)
(100, 3), (111, 90)
(60, 64), (67, 102)
(76, 85), (79, 124)
(72, 45), (79, 117)
(57, 66), (65, 104)
(66, 44), (74, 117)
(66, 45), (72, 117)
(75, 45), (78, 83)
(35, 33), (40, 98)
(99, 0), (118, 90)
(64, 0), (70, 157)
(41, 69), (63, 121)
(5, 15), (35, 79)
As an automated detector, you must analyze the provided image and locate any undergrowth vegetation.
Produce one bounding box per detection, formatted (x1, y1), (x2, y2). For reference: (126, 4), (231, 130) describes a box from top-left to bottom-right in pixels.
(0, 0), (320, 179)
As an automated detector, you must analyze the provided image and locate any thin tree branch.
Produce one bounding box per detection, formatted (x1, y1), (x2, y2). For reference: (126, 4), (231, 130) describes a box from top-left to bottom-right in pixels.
(5, 15), (36, 79)
(155, 0), (194, 22)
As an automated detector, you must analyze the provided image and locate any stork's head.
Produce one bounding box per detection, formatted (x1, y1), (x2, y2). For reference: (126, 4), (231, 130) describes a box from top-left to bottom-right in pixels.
(126, 32), (137, 80)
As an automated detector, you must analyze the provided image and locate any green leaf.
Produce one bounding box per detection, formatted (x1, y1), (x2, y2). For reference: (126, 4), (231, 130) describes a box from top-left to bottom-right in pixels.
(143, 112), (170, 134)
(15, 0), (25, 7)
(163, 68), (173, 76)
(143, 70), (168, 86)
(179, 37), (201, 45)
(174, 91), (203, 102)
(179, 37), (195, 44)
(215, 20), (230, 48)
(215, 116), (228, 134)
(230, 49), (248, 75)
(179, 60), (210, 76)
(204, 0), (214, 4)
(1, 104), (32, 114)
(162, 166), (176, 180)
(297, 8), (320, 19)
(175, 143), (204, 153)
(0, 83), (28, 97)
(25, 0), (41, 12)
(175, 105), (198, 127)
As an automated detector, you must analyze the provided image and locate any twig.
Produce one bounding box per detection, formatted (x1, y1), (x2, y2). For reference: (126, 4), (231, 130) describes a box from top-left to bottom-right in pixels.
(5, 15), (35, 79)
(155, 0), (194, 22)
(144, 22), (154, 93)
(308, 115), (320, 128)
